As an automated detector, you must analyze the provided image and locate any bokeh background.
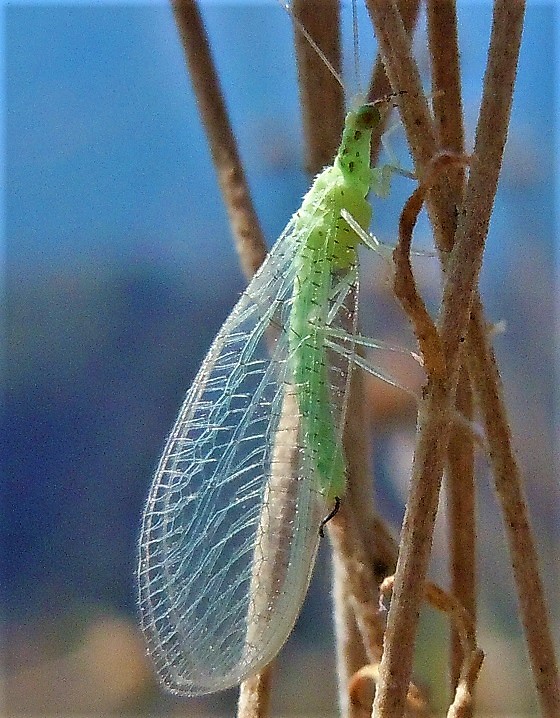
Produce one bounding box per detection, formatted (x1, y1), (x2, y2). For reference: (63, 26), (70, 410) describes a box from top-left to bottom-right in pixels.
(3, 1), (558, 715)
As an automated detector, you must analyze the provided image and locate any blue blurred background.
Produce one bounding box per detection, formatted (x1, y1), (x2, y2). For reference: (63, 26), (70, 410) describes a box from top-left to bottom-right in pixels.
(3, 1), (558, 715)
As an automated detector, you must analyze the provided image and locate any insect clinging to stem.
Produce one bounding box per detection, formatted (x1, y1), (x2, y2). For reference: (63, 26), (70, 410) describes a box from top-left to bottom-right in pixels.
(138, 2), (418, 697)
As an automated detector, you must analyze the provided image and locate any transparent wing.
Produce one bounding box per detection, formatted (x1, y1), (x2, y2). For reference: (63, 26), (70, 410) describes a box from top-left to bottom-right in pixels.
(138, 208), (359, 696)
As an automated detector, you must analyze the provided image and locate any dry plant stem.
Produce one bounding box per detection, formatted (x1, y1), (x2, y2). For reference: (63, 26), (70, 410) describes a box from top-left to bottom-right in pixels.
(328, 505), (401, 671)
(425, 1), (475, 702)
(365, 0), (435, 164)
(328, 492), (430, 715)
(365, 0), (469, 272)
(371, 381), (448, 711)
(393, 156), (458, 376)
(438, 0), (525, 377)
(336, 366), (383, 718)
(381, 577), (484, 718)
(365, 3), (549, 718)
(445, 371), (475, 692)
(328, 505), (430, 715)
(236, 666), (273, 718)
(349, 665), (430, 718)
(425, 0), (465, 244)
(171, 0), (267, 278)
(443, 7), (559, 709)
(468, 300), (560, 717)
(348, 667), (377, 718)
(421, 585), (482, 718)
(366, 0), (421, 162)
(365, 0), (458, 250)
(343, 365), (399, 580)
(377, 164), (453, 713)
(292, 0), (344, 172)
(333, 561), (371, 718)
(372, 153), (464, 718)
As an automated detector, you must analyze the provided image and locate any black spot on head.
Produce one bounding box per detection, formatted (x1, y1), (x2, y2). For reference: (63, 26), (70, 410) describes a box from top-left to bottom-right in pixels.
(342, 148), (349, 156)
(356, 105), (381, 129)
(354, 129), (362, 141)
(348, 160), (355, 172)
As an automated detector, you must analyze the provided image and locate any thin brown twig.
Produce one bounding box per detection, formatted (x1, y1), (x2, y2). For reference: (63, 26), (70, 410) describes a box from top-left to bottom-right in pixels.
(364, 0), (459, 251)
(439, 1), (523, 380)
(348, 664), (430, 718)
(392, 155), (463, 379)
(366, 0), (421, 162)
(328, 504), (389, 667)
(292, 0), (344, 174)
(372, 3), (557, 709)
(330, 509), (401, 718)
(367, 3), (556, 717)
(327, 504), (431, 716)
(171, 0), (267, 279)
(380, 577), (484, 718)
(335, 362), (384, 718)
(349, 569), (483, 718)
(444, 6), (559, 709)
(444, 369), (475, 694)
(365, 0), (435, 166)
(374, 161), (458, 716)
(424, 1), (475, 702)
(468, 299), (560, 718)
(332, 565), (372, 718)
(236, 666), (273, 718)
(425, 0), (466, 251)
(421, 585), (483, 718)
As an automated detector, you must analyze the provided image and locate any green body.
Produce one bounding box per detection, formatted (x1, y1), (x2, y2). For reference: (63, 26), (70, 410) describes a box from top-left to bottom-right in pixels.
(288, 104), (384, 502)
